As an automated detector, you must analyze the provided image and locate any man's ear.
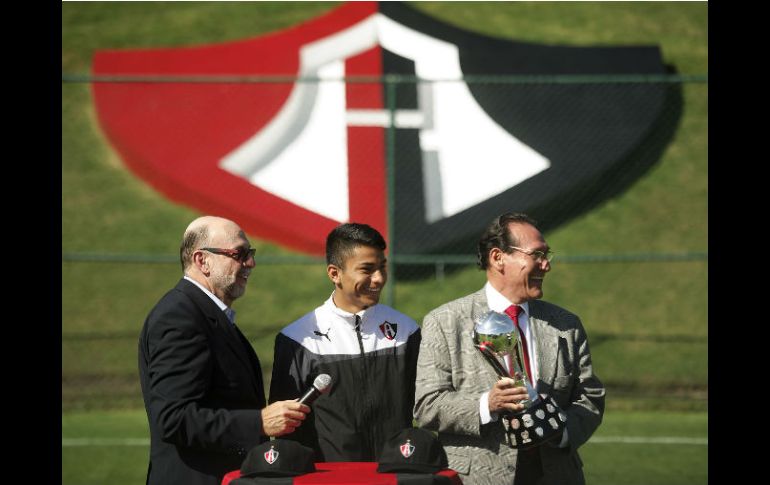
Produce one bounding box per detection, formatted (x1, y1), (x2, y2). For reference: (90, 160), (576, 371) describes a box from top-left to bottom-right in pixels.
(489, 247), (504, 270)
(193, 250), (210, 276)
(327, 264), (341, 285)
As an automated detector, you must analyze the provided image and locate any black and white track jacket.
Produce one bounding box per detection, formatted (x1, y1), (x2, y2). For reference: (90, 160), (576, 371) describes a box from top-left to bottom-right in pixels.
(268, 294), (421, 462)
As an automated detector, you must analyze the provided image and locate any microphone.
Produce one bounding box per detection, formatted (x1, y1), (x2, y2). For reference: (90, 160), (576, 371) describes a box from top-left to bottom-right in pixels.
(297, 374), (333, 406)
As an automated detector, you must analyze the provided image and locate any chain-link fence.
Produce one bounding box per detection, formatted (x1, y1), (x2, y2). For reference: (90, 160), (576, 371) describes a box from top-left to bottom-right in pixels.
(62, 75), (707, 412)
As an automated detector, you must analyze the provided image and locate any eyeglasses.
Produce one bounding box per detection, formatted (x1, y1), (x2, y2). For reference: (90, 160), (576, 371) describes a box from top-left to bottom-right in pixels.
(200, 247), (256, 263)
(508, 246), (554, 263)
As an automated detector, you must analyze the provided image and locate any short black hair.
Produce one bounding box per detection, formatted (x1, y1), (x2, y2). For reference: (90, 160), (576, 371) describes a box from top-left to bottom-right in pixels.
(477, 212), (539, 270)
(326, 223), (386, 268)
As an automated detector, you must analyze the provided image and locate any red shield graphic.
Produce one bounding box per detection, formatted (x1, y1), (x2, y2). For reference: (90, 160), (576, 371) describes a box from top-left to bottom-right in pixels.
(92, 2), (384, 256)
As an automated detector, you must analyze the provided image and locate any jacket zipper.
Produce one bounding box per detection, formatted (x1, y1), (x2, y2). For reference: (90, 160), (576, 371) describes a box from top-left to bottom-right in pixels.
(354, 314), (374, 456)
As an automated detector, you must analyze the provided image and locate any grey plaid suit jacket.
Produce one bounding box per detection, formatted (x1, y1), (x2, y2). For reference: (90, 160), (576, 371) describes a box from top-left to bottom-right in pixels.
(414, 288), (605, 485)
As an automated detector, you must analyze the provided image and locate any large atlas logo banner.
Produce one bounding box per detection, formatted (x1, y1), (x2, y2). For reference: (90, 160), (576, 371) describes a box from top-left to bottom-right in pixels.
(92, 1), (679, 256)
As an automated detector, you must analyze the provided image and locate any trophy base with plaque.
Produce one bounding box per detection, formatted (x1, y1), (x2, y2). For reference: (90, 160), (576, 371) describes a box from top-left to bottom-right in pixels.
(502, 394), (566, 449)
(474, 310), (567, 449)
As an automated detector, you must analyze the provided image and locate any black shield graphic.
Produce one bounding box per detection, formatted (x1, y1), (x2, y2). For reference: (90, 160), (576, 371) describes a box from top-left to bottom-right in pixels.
(378, 2), (681, 256)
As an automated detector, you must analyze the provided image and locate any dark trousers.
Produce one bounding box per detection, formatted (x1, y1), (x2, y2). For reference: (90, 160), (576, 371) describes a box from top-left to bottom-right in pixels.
(513, 448), (543, 485)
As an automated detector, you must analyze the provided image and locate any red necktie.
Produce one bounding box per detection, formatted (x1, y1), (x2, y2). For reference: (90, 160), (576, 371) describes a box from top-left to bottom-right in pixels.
(504, 305), (532, 385)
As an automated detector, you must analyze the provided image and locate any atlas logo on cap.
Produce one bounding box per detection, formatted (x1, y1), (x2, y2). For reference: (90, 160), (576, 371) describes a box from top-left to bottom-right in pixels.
(264, 446), (279, 465)
(241, 440), (316, 478)
(400, 439), (415, 458)
(377, 427), (448, 474)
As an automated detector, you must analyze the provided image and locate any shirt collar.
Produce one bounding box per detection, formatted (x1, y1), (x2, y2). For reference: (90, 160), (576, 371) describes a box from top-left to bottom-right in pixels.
(484, 281), (529, 316)
(324, 292), (375, 322)
(184, 275), (232, 316)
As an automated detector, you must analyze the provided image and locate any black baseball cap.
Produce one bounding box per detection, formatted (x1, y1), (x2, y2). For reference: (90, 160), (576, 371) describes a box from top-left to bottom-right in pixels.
(240, 439), (316, 478)
(377, 427), (449, 474)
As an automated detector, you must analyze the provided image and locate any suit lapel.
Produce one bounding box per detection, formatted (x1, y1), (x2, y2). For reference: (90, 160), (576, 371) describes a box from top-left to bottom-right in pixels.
(227, 321), (264, 395)
(469, 289), (502, 388)
(217, 312), (258, 374)
(469, 288), (490, 326)
(177, 279), (262, 393)
(528, 300), (559, 391)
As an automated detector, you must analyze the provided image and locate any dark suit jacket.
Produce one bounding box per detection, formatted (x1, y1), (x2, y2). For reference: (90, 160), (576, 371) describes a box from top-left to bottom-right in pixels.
(138, 278), (267, 485)
(414, 288), (605, 485)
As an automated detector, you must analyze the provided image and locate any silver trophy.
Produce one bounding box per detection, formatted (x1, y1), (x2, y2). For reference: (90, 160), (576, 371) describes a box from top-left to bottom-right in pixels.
(473, 310), (537, 406)
(473, 310), (566, 449)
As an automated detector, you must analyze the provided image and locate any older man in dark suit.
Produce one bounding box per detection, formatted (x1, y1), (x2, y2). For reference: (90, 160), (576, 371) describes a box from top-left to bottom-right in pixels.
(414, 212), (605, 485)
(138, 215), (310, 485)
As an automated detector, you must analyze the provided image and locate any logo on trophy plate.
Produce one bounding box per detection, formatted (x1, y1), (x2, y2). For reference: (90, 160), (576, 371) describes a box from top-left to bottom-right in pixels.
(473, 310), (566, 449)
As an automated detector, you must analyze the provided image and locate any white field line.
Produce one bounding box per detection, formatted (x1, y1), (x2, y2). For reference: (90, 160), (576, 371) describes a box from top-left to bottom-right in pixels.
(61, 436), (707, 447)
(589, 436), (707, 445)
(62, 438), (149, 446)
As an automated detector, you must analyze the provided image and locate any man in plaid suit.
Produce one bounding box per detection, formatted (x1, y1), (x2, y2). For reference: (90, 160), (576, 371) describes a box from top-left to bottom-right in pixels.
(414, 212), (605, 485)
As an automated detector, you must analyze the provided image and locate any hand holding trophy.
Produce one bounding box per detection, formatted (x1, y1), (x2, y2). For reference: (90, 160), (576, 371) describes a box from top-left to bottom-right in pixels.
(473, 310), (566, 449)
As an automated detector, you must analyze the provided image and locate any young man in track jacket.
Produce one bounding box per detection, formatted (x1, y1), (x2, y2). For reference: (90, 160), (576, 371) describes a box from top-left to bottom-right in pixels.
(269, 223), (421, 462)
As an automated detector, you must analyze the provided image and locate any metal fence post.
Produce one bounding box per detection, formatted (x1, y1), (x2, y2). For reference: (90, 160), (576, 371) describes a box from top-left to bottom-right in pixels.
(384, 75), (398, 308)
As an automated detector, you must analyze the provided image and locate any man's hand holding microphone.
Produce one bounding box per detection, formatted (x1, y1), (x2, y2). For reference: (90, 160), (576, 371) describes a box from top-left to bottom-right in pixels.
(261, 374), (332, 437)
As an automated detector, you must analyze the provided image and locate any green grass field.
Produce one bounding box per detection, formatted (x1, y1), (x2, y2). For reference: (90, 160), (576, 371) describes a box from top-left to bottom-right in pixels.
(62, 1), (707, 482)
(62, 409), (707, 485)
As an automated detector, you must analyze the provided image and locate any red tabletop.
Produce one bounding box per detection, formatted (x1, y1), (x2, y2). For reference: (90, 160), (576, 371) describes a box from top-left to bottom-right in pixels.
(222, 461), (462, 484)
